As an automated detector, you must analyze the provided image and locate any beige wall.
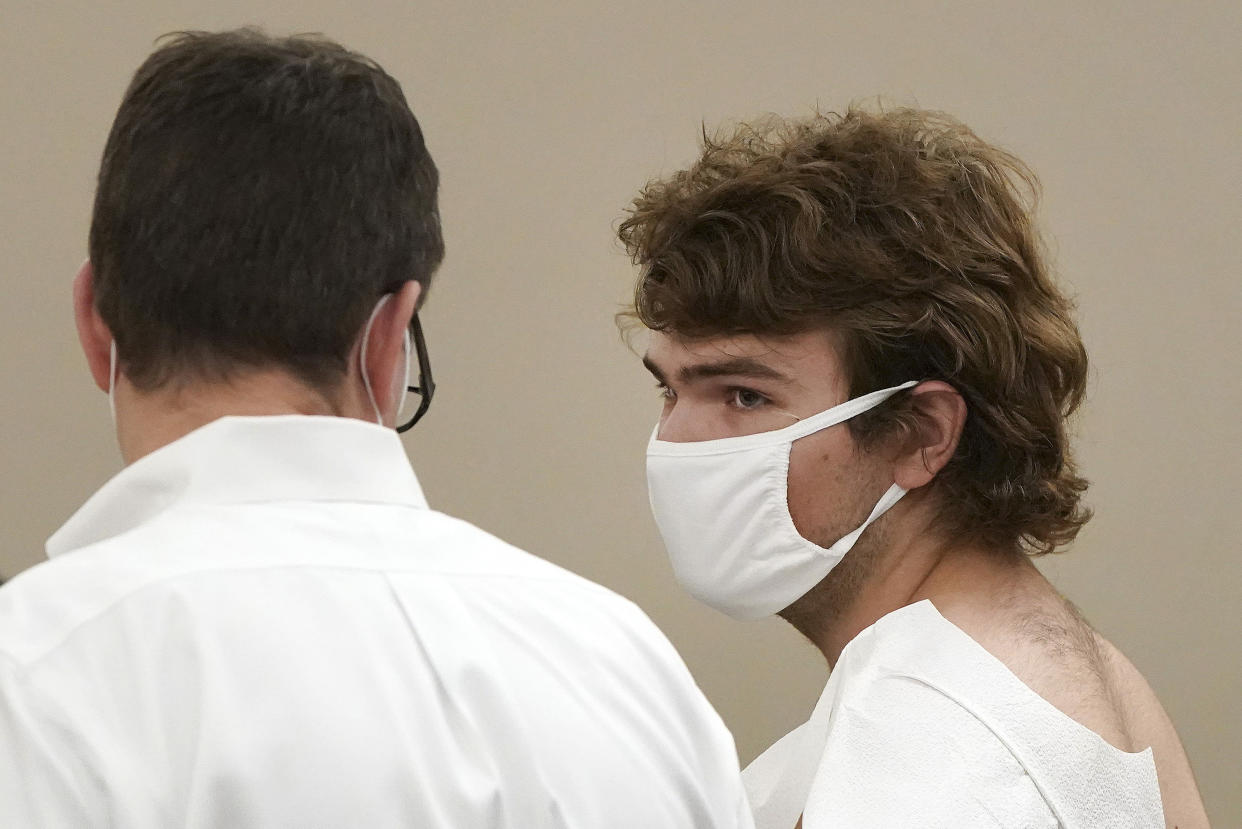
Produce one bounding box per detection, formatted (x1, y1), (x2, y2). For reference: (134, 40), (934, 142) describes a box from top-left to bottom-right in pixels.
(2, 0), (1238, 823)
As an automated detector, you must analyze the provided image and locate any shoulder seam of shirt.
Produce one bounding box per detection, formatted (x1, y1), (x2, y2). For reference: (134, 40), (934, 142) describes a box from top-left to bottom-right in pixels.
(0, 650), (99, 819)
(48, 497), (430, 559)
(0, 561), (630, 669)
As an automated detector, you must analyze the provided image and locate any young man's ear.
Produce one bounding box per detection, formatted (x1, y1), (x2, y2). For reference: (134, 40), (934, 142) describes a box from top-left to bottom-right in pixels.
(892, 381), (967, 491)
(73, 259), (114, 393)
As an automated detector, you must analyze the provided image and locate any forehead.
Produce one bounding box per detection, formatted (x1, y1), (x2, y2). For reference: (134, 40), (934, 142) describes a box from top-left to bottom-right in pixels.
(644, 329), (850, 390)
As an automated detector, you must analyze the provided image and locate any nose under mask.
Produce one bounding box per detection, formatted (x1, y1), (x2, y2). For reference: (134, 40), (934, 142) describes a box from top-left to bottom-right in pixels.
(645, 380), (917, 620)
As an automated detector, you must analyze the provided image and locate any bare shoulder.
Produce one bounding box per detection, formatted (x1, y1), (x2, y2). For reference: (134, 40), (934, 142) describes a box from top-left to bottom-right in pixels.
(936, 593), (1209, 829)
(937, 594), (1133, 750)
(1091, 634), (1210, 829)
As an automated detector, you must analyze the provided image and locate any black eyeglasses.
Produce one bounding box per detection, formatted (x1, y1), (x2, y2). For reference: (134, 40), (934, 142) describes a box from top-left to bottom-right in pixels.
(396, 313), (435, 433)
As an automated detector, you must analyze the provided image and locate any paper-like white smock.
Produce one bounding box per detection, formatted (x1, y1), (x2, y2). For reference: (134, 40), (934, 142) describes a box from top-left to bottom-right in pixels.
(744, 600), (1164, 828)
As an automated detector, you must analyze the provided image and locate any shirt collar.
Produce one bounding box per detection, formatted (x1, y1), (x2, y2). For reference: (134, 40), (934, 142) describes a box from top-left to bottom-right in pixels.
(47, 415), (428, 557)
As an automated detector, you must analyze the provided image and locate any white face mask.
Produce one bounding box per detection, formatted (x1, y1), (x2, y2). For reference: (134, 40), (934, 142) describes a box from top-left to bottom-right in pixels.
(359, 295), (412, 427)
(646, 380), (918, 620)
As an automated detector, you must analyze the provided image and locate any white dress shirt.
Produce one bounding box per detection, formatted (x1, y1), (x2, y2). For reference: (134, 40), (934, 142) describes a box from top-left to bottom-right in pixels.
(0, 415), (753, 829)
(742, 600), (1164, 828)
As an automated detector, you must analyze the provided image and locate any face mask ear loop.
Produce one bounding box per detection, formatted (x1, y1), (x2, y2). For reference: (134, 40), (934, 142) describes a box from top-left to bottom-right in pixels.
(359, 295), (392, 426)
(828, 483), (909, 556)
(395, 327), (412, 422)
(108, 340), (118, 425)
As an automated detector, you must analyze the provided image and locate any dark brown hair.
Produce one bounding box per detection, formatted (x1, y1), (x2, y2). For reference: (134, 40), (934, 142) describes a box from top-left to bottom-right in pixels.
(89, 28), (444, 391)
(619, 107), (1090, 556)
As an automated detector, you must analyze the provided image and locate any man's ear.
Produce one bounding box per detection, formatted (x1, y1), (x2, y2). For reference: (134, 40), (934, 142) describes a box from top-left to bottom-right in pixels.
(359, 280), (422, 425)
(892, 381), (967, 491)
(73, 260), (114, 393)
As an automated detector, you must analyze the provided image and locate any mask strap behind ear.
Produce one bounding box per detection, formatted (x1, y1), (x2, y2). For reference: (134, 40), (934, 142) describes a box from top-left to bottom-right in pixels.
(108, 340), (118, 424)
(359, 295), (392, 426)
(395, 327), (412, 422)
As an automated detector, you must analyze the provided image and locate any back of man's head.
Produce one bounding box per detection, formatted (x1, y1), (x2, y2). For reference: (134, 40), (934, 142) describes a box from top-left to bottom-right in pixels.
(89, 28), (444, 393)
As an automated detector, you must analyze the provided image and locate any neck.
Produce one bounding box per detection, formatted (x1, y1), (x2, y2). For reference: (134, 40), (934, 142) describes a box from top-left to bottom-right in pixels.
(797, 493), (1031, 667)
(113, 370), (355, 464)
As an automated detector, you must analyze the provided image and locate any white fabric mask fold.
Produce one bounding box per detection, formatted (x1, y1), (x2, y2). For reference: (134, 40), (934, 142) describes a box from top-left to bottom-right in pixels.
(646, 380), (917, 620)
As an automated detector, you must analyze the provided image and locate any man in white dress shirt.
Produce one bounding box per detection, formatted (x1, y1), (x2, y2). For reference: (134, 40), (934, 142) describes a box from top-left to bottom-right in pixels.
(620, 108), (1208, 827)
(0, 29), (753, 828)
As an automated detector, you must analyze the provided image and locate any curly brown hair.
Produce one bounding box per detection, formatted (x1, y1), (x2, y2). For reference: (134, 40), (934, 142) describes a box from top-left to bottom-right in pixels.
(619, 107), (1091, 556)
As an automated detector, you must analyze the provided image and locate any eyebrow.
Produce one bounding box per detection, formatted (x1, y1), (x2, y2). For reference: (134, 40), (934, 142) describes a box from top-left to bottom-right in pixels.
(641, 354), (793, 386)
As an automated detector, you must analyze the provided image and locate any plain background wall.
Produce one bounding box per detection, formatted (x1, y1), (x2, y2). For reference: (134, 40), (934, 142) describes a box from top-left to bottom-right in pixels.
(2, 0), (1238, 823)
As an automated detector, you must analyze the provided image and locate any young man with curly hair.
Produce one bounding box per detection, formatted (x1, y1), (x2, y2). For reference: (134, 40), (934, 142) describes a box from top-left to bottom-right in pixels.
(621, 108), (1207, 828)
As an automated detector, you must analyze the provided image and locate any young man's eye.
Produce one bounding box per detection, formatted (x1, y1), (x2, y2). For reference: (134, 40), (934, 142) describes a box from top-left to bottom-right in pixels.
(728, 388), (768, 410)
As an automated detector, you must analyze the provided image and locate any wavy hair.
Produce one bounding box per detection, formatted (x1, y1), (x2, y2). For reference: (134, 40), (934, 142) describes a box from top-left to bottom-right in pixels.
(619, 107), (1090, 556)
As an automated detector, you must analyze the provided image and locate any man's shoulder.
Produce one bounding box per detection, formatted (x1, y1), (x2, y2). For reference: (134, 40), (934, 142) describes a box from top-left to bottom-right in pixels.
(809, 651), (1058, 828)
(811, 606), (1164, 827)
(0, 538), (182, 665)
(826, 598), (1167, 826)
(388, 508), (677, 648)
(0, 508), (750, 829)
(403, 509), (693, 666)
(399, 507), (620, 589)
(0, 502), (656, 667)
(927, 594), (1140, 753)
(833, 598), (1132, 754)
